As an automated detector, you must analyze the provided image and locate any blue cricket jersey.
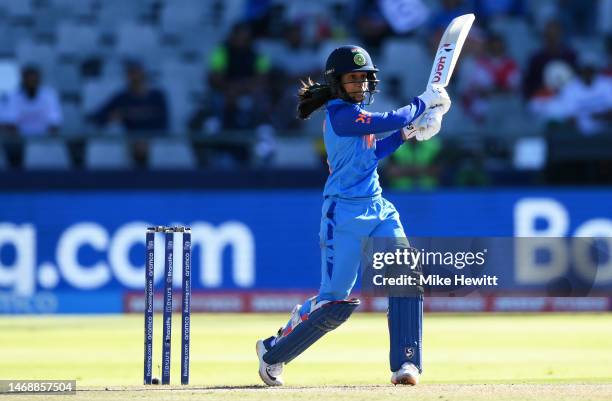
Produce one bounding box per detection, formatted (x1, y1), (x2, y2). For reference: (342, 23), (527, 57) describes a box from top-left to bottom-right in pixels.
(322, 97), (426, 198)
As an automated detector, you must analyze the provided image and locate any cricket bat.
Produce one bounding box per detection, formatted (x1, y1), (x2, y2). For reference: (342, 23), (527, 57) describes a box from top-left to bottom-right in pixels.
(405, 13), (475, 138)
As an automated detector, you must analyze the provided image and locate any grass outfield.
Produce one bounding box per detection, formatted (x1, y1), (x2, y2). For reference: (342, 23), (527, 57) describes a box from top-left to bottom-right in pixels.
(0, 313), (611, 400)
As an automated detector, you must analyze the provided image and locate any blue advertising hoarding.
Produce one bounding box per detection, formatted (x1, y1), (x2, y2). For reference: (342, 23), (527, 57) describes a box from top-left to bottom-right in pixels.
(0, 189), (611, 313)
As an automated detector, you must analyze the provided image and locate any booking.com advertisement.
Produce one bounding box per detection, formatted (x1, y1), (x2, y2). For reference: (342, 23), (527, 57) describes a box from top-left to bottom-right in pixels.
(0, 189), (611, 314)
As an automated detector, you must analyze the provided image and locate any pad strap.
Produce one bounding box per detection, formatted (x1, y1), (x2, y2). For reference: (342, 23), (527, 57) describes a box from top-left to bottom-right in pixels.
(263, 299), (360, 364)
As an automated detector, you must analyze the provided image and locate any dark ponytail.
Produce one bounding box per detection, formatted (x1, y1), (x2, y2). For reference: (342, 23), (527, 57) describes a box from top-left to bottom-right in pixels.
(297, 78), (334, 120)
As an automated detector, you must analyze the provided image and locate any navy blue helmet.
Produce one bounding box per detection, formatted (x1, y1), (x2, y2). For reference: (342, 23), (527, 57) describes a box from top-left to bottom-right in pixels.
(324, 45), (379, 104)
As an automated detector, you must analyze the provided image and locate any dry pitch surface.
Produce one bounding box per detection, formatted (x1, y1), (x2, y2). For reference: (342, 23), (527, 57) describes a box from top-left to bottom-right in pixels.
(71, 384), (612, 401)
(1, 313), (611, 400)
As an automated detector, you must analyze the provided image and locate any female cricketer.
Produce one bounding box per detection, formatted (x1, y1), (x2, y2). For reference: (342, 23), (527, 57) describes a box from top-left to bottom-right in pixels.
(256, 45), (450, 386)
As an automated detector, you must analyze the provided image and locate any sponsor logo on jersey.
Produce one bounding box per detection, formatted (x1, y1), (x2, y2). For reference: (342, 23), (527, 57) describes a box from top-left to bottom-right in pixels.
(355, 112), (371, 124)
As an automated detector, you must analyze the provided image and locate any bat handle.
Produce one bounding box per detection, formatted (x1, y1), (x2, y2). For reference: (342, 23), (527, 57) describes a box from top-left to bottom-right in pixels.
(404, 124), (419, 140)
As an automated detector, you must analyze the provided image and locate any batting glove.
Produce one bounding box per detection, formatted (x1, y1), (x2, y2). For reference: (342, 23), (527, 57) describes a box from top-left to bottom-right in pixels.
(402, 108), (443, 141)
(418, 85), (451, 114)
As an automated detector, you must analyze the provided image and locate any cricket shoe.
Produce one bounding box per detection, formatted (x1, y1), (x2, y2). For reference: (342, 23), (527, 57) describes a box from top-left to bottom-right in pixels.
(256, 338), (284, 386)
(391, 362), (420, 385)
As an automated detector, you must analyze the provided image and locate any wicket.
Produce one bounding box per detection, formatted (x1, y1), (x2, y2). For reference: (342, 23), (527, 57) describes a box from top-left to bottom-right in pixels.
(143, 225), (191, 385)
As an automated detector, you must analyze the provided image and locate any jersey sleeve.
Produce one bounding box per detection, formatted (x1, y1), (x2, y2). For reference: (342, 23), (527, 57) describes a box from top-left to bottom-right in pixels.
(374, 130), (404, 160)
(328, 97), (426, 137)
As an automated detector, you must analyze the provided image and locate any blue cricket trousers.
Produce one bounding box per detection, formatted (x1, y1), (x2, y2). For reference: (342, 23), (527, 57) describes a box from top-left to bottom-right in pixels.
(318, 195), (406, 301)
(317, 195), (423, 373)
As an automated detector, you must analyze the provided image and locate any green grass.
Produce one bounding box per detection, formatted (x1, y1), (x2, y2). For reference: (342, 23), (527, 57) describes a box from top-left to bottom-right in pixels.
(0, 313), (611, 400)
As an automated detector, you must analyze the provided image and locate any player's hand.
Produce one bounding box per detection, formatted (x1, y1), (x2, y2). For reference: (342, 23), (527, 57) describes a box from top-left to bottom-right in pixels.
(402, 108), (443, 141)
(418, 85), (451, 114)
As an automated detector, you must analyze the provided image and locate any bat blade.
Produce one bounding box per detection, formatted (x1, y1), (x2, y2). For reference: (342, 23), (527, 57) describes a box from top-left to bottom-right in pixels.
(427, 13), (475, 88)
(405, 13), (474, 140)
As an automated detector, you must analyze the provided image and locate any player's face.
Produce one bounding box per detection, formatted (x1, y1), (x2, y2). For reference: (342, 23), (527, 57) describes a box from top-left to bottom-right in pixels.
(341, 72), (368, 102)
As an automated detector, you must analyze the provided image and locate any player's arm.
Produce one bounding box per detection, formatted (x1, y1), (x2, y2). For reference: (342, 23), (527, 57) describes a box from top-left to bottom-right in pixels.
(374, 110), (442, 158)
(374, 106), (446, 159)
(328, 98), (426, 136)
(373, 130), (404, 159)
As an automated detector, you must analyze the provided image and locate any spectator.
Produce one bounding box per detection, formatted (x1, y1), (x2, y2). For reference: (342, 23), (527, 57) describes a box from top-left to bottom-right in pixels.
(244, 0), (287, 39)
(283, 2), (333, 45)
(353, 0), (394, 55)
(189, 23), (272, 166)
(328, 1), (352, 40)
(2, 65), (62, 136)
(187, 71), (225, 135)
(541, 55), (612, 135)
(268, 23), (320, 131)
(89, 61), (168, 167)
(453, 149), (490, 186)
(187, 69), (267, 166)
(274, 24), (320, 79)
(460, 32), (520, 122)
(89, 61), (168, 133)
(206, 22), (272, 131)
(385, 139), (443, 190)
(528, 60), (575, 126)
(523, 19), (577, 99)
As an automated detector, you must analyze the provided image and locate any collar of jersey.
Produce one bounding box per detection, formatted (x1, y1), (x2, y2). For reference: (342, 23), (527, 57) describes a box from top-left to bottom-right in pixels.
(327, 99), (364, 107)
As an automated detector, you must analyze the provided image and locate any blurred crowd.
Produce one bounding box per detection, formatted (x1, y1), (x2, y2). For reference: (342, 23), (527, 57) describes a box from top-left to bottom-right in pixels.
(0, 0), (611, 186)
